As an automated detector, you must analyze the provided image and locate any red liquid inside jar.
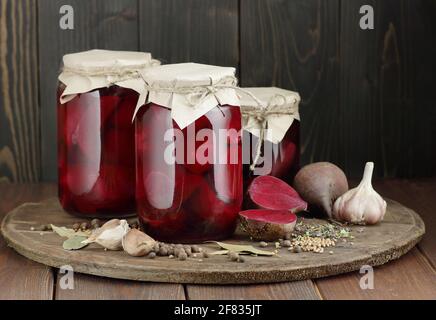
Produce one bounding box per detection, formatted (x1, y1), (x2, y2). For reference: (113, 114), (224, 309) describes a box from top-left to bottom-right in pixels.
(243, 121), (300, 190)
(58, 84), (137, 217)
(135, 103), (243, 243)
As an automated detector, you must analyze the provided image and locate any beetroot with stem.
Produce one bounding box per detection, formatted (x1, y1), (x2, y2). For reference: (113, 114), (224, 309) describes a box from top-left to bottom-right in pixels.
(246, 175), (307, 212)
(293, 162), (349, 218)
(239, 209), (297, 241)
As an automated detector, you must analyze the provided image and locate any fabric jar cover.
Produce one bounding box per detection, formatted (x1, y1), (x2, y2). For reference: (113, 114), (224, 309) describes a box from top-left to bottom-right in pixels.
(133, 62), (242, 129)
(239, 87), (301, 170)
(58, 49), (160, 104)
(239, 87), (301, 144)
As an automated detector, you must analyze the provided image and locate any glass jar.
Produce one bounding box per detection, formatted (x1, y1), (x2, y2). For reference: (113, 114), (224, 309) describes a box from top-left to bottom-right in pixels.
(57, 50), (158, 217)
(134, 63), (243, 242)
(240, 87), (301, 189)
(243, 120), (300, 188)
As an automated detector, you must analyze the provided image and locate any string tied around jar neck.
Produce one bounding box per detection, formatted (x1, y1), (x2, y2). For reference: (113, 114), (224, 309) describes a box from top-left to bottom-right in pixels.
(244, 94), (299, 171)
(62, 59), (160, 83)
(139, 74), (266, 110)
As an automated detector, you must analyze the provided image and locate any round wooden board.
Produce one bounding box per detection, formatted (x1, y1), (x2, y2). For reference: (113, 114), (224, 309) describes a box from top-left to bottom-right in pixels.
(1, 198), (425, 284)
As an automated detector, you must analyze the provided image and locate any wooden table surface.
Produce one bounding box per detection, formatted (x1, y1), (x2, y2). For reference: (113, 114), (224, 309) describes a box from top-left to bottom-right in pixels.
(0, 180), (435, 300)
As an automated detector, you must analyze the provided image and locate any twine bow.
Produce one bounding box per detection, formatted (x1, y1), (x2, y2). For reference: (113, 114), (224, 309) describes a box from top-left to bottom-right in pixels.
(139, 75), (265, 108)
(243, 94), (299, 171)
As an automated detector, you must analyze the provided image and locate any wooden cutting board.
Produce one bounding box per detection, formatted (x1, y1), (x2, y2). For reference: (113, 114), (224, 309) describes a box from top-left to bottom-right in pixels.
(0, 198), (425, 284)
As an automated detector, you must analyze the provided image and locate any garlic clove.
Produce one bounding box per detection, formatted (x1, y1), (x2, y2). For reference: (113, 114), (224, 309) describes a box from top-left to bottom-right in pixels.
(82, 219), (130, 250)
(333, 162), (386, 225)
(122, 228), (156, 257)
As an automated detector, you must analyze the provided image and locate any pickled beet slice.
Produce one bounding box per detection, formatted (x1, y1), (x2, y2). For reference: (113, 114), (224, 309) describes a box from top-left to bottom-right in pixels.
(105, 94), (136, 130)
(71, 164), (135, 214)
(183, 114), (213, 174)
(144, 171), (179, 210)
(64, 163), (100, 196)
(247, 175), (307, 212)
(188, 178), (241, 223)
(99, 95), (121, 126)
(239, 209), (297, 241)
(102, 128), (135, 166)
(270, 141), (297, 178)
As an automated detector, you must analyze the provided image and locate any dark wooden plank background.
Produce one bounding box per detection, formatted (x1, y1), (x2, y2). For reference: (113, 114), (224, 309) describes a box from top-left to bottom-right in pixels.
(1, 0), (435, 182)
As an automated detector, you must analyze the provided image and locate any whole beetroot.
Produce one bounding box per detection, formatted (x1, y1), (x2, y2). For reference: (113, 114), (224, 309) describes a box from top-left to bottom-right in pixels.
(293, 162), (348, 218)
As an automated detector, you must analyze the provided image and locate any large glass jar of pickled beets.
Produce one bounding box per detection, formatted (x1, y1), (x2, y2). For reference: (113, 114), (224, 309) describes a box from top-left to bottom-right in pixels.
(57, 50), (159, 217)
(134, 63), (243, 243)
(240, 87), (301, 190)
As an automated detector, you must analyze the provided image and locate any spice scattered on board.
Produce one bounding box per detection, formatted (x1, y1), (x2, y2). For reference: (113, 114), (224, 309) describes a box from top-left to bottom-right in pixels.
(284, 219), (353, 253)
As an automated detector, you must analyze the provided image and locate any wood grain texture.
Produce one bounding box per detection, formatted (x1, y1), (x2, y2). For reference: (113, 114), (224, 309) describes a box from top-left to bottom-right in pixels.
(241, 0), (436, 179)
(0, 183), (55, 299)
(187, 281), (321, 300)
(139, 0), (239, 68)
(374, 179), (436, 269)
(38, 0), (139, 181)
(0, 0), (40, 182)
(339, 0), (436, 178)
(240, 0), (341, 170)
(316, 248), (436, 300)
(1, 197), (424, 284)
(56, 272), (185, 300)
(315, 179), (436, 300)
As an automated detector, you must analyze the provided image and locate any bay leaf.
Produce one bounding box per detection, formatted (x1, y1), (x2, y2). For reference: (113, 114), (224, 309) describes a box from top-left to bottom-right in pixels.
(210, 241), (276, 256)
(63, 236), (88, 250)
(209, 250), (230, 255)
(51, 224), (89, 238)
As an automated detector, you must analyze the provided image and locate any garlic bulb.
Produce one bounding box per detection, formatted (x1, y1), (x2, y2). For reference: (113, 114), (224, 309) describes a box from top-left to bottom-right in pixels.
(82, 219), (130, 250)
(122, 229), (156, 257)
(333, 162), (386, 224)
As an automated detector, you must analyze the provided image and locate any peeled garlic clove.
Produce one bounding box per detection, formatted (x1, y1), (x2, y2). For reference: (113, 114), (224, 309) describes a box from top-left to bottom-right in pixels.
(122, 229), (156, 257)
(333, 162), (386, 225)
(82, 219), (130, 250)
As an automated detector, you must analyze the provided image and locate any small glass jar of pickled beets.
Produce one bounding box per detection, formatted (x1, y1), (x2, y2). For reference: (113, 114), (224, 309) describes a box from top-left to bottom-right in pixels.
(57, 49), (159, 217)
(240, 87), (301, 190)
(133, 63), (243, 243)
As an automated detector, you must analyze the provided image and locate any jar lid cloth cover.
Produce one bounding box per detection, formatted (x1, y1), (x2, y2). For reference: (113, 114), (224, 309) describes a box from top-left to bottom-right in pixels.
(133, 63), (242, 129)
(240, 87), (301, 144)
(58, 49), (160, 104)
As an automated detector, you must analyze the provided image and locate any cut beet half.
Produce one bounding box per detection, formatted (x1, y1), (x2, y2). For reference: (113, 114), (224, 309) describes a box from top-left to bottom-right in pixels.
(247, 175), (307, 212)
(239, 209), (297, 241)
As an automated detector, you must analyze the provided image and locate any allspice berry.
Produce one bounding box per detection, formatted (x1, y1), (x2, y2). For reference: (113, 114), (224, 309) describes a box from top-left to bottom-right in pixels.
(259, 241), (268, 248)
(183, 245), (192, 256)
(80, 222), (89, 231)
(91, 218), (101, 228)
(159, 246), (169, 256)
(283, 240), (292, 247)
(72, 223), (80, 231)
(178, 252), (188, 261)
(191, 245), (201, 253)
(228, 251), (239, 262)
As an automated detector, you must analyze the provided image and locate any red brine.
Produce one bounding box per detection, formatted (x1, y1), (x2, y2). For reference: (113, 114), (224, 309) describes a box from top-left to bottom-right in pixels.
(58, 84), (137, 217)
(135, 103), (243, 242)
(243, 120), (300, 189)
